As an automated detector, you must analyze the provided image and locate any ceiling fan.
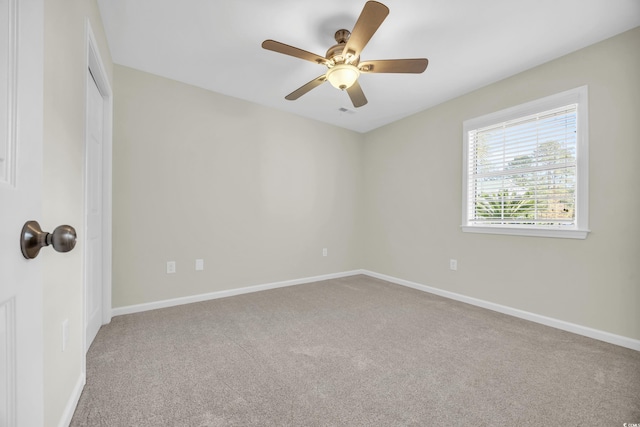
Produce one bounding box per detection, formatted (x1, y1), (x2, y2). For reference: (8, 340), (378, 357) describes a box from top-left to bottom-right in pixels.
(261, 1), (428, 108)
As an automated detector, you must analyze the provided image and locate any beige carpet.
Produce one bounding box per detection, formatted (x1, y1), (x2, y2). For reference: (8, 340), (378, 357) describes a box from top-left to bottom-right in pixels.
(71, 275), (640, 426)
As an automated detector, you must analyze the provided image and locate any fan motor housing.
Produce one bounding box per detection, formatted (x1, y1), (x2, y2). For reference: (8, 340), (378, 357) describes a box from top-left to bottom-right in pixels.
(326, 29), (360, 66)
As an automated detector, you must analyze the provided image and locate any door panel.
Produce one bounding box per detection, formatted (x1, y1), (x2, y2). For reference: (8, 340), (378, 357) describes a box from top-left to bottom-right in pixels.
(0, 0), (44, 425)
(0, 0), (11, 184)
(0, 298), (16, 425)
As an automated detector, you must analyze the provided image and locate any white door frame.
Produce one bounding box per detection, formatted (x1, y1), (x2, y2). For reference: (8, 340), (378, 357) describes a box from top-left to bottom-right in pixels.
(83, 19), (112, 357)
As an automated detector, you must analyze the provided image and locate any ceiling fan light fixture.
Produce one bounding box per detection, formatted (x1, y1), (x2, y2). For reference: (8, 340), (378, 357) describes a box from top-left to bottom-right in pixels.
(262, 2), (427, 108)
(326, 64), (360, 90)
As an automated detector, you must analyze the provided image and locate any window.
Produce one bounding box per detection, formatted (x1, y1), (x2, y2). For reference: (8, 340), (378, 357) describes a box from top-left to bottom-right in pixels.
(462, 86), (589, 239)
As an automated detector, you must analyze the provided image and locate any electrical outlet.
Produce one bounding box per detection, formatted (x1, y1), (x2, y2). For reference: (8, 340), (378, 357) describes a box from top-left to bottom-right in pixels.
(167, 261), (176, 274)
(322, 248), (327, 257)
(449, 259), (458, 271)
(62, 319), (69, 352)
(195, 259), (204, 271)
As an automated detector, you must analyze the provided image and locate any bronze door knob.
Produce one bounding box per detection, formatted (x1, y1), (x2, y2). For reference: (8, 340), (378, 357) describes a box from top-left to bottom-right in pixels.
(20, 220), (77, 259)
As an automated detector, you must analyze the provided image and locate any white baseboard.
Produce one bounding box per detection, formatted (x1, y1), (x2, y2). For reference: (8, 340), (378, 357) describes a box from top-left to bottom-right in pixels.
(112, 270), (364, 317)
(58, 372), (85, 427)
(362, 270), (640, 352)
(111, 268), (639, 352)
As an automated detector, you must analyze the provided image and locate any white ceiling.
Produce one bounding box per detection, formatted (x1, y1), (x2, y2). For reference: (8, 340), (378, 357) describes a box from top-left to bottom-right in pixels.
(97, 0), (640, 133)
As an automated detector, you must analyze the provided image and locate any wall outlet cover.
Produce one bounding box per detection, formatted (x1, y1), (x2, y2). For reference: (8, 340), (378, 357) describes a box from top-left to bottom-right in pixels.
(167, 261), (176, 274)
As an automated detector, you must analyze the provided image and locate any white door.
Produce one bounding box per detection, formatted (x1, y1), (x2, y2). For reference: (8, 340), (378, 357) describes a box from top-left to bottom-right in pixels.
(0, 0), (44, 425)
(85, 74), (104, 350)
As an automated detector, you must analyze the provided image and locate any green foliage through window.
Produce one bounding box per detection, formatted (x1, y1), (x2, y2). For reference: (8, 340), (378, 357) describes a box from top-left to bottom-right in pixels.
(468, 106), (577, 227)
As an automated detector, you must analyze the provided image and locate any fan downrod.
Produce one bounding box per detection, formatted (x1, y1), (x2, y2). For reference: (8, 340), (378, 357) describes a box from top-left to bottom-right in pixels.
(334, 29), (350, 44)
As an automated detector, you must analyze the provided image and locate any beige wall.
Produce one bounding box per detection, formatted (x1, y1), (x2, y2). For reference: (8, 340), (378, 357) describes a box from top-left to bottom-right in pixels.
(362, 27), (640, 341)
(43, 0), (113, 425)
(112, 28), (639, 344)
(112, 66), (364, 307)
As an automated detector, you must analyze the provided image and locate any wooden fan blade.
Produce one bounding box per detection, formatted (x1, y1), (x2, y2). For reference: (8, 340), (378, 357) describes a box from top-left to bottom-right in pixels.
(262, 40), (328, 65)
(359, 58), (429, 74)
(346, 80), (368, 108)
(285, 75), (327, 100)
(342, 1), (389, 59)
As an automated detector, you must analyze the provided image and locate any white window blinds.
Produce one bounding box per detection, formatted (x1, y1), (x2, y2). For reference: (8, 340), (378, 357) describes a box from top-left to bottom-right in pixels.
(466, 104), (578, 227)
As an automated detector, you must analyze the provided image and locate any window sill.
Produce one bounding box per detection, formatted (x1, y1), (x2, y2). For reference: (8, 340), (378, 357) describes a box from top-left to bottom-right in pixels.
(461, 225), (590, 239)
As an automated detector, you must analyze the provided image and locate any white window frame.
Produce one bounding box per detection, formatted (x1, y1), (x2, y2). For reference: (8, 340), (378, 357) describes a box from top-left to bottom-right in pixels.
(462, 86), (589, 239)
